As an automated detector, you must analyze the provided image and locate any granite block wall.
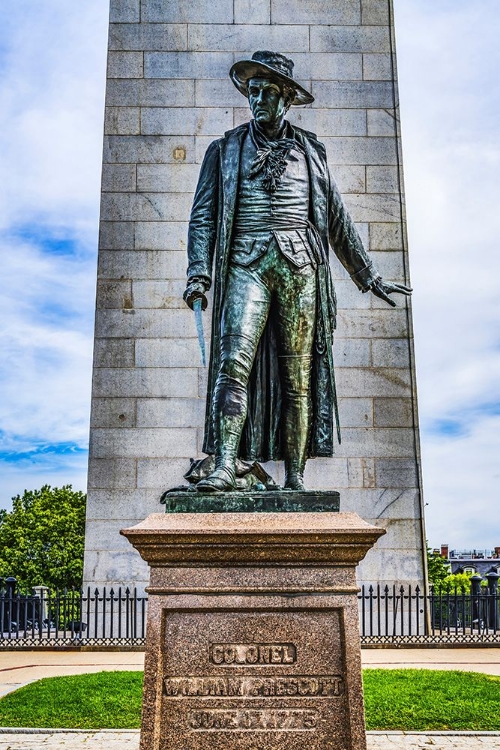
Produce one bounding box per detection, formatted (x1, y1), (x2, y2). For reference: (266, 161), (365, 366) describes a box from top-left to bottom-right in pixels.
(84, 0), (427, 591)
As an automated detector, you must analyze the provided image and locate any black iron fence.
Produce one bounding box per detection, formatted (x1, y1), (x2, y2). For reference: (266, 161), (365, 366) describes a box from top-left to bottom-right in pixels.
(359, 577), (500, 645)
(358, 586), (500, 646)
(0, 578), (499, 648)
(0, 583), (147, 647)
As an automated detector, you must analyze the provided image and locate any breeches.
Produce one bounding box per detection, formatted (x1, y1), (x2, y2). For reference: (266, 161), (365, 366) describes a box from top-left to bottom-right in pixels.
(213, 237), (317, 463)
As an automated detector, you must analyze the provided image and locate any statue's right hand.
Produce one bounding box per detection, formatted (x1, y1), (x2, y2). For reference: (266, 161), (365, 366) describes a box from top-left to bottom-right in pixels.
(183, 279), (208, 311)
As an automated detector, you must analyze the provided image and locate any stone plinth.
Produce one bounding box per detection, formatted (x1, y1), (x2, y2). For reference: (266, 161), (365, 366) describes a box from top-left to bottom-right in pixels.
(121, 511), (385, 749)
(162, 489), (340, 513)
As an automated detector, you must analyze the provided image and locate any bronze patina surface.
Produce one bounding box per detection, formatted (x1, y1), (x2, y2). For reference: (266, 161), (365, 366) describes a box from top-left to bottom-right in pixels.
(162, 489), (340, 514)
(183, 51), (411, 494)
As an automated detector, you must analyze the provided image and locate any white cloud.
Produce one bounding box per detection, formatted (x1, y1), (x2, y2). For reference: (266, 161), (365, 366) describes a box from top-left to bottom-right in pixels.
(0, 452), (89, 510)
(0, 0), (108, 231)
(0, 233), (95, 446)
(422, 412), (500, 549)
(0, 0), (498, 555)
(395, 0), (500, 548)
(0, 1), (106, 508)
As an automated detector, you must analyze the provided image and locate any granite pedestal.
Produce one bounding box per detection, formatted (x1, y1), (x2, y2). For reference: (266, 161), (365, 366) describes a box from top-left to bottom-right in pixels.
(121, 507), (385, 750)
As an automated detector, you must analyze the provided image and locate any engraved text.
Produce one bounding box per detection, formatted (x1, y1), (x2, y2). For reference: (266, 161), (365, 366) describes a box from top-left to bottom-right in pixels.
(188, 708), (319, 731)
(163, 675), (343, 698)
(209, 643), (296, 665)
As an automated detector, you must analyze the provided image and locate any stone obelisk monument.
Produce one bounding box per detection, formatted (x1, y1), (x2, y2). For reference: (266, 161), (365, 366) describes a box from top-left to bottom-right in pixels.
(84, 0), (427, 592)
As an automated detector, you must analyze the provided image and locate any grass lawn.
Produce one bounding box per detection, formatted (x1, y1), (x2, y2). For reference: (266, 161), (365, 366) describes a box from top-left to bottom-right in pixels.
(363, 669), (500, 731)
(0, 669), (499, 731)
(0, 671), (143, 729)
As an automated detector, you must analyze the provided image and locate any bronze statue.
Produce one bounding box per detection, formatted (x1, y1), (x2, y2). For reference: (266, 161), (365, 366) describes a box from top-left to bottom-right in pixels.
(184, 51), (411, 493)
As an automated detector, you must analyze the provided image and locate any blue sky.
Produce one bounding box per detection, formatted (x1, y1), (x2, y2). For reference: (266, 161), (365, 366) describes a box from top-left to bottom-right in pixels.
(0, 0), (499, 549)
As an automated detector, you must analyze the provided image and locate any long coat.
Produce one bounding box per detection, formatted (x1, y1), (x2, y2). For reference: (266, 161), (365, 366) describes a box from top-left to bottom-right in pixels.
(187, 121), (378, 462)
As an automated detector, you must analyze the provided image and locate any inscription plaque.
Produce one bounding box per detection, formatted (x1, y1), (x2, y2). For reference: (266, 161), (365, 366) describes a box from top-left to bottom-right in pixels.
(159, 609), (348, 748)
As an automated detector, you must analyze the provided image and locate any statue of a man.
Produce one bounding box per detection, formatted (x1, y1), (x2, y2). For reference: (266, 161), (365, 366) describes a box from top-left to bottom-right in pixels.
(184, 51), (411, 492)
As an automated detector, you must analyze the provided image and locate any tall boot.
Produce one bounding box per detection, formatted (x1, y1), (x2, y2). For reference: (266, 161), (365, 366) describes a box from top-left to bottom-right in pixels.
(281, 355), (312, 491)
(197, 374), (247, 493)
(284, 443), (308, 491)
(284, 460), (306, 491)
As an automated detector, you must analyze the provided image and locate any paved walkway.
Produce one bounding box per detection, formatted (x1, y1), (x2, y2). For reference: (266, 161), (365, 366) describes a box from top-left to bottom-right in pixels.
(361, 647), (500, 676)
(0, 730), (499, 749)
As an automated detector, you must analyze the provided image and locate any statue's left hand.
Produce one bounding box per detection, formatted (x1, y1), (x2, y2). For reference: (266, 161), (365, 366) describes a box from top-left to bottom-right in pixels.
(370, 278), (412, 307)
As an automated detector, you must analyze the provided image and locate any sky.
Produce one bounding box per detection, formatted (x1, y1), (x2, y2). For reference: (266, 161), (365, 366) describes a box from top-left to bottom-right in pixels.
(0, 0), (498, 551)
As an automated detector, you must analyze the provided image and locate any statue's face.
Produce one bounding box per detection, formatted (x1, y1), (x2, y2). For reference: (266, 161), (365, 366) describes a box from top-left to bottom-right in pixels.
(247, 77), (290, 126)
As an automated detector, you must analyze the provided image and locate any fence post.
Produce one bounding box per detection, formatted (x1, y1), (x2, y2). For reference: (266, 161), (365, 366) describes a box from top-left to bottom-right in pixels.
(471, 575), (483, 632)
(426, 585), (433, 636)
(32, 586), (49, 628)
(486, 571), (499, 631)
(5, 578), (16, 637)
(415, 585), (420, 636)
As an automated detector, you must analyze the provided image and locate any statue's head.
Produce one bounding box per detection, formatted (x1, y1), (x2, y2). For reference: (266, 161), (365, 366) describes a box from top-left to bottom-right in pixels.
(245, 77), (293, 127)
(230, 52), (314, 123)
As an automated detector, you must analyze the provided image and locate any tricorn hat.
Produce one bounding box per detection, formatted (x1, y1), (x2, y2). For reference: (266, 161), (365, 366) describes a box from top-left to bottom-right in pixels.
(230, 50), (314, 106)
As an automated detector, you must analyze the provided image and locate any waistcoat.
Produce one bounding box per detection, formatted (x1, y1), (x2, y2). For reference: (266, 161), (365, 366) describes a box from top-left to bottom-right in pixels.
(232, 131), (315, 268)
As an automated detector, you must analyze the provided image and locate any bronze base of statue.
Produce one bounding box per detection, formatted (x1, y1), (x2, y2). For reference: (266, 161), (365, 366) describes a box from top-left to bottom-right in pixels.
(161, 489), (340, 514)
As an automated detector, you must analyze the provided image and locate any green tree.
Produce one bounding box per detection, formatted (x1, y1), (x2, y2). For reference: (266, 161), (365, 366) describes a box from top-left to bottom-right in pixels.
(442, 572), (474, 593)
(0, 485), (86, 591)
(426, 545), (451, 588)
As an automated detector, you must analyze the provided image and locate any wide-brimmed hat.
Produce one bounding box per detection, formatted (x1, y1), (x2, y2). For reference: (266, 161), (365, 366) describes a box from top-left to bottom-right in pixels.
(230, 51), (314, 106)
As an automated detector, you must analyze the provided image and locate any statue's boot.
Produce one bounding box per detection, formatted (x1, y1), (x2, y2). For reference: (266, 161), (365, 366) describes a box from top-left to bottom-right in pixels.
(284, 460), (306, 491)
(196, 441), (239, 492)
(196, 461), (236, 492)
(196, 373), (245, 493)
(281, 355), (311, 491)
(196, 423), (238, 492)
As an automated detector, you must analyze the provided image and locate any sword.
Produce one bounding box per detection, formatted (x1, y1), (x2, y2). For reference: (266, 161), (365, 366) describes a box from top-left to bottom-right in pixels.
(193, 298), (206, 367)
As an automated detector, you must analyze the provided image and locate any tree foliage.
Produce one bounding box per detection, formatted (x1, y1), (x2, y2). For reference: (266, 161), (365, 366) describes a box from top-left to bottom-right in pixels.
(426, 546), (482, 592)
(441, 572), (474, 593)
(0, 485), (86, 591)
(426, 545), (450, 587)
